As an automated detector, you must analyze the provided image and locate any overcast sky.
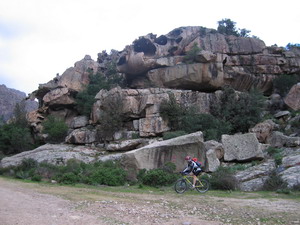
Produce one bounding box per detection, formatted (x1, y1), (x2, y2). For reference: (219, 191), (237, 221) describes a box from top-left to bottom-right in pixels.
(1, 0), (299, 95)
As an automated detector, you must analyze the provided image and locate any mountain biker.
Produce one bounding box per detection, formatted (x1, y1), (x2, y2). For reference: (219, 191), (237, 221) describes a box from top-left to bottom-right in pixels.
(181, 155), (202, 189)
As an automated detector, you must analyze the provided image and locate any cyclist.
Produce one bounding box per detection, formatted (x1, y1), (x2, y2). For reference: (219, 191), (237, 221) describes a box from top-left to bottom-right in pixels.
(181, 155), (201, 189)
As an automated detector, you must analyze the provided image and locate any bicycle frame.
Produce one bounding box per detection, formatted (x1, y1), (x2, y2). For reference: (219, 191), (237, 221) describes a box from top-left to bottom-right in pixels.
(174, 174), (209, 194)
(182, 175), (205, 188)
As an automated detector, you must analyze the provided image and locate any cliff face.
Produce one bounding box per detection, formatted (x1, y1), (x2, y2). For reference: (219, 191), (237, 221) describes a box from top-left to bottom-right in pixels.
(0, 85), (38, 122)
(26, 26), (300, 143)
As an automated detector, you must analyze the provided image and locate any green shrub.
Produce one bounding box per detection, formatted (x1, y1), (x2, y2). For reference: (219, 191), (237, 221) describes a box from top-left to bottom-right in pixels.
(266, 147), (283, 166)
(160, 93), (186, 130)
(273, 74), (300, 97)
(211, 87), (265, 134)
(42, 116), (68, 143)
(57, 172), (79, 185)
(1, 159), (128, 187)
(76, 67), (125, 116)
(142, 169), (178, 187)
(209, 167), (238, 191)
(262, 170), (288, 191)
(183, 43), (201, 64)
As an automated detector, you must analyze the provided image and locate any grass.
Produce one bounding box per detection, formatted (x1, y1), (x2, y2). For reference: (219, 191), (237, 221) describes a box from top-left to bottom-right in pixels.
(2, 175), (299, 201)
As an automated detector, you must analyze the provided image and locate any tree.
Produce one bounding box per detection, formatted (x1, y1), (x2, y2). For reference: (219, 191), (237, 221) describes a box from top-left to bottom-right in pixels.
(96, 93), (124, 144)
(0, 101), (33, 155)
(217, 18), (251, 37)
(211, 87), (265, 134)
(42, 116), (68, 143)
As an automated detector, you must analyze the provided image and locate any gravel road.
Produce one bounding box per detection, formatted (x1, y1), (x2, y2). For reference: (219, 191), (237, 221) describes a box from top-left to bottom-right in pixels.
(0, 177), (299, 225)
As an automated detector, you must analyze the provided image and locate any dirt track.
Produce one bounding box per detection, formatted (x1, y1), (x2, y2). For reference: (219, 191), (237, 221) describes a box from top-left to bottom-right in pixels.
(0, 177), (299, 225)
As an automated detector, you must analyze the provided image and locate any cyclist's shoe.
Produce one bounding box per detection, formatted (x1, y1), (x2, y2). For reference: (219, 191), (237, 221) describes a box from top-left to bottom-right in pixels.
(191, 185), (195, 189)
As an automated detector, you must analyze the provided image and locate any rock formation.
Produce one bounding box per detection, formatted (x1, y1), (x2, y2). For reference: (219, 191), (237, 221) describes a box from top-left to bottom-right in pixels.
(2, 25), (300, 190)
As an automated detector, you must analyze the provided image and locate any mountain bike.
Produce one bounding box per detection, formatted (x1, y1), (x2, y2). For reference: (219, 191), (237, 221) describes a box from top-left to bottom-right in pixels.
(174, 174), (210, 194)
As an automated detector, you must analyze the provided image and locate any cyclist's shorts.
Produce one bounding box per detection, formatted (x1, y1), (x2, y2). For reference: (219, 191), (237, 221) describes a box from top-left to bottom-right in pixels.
(193, 170), (201, 176)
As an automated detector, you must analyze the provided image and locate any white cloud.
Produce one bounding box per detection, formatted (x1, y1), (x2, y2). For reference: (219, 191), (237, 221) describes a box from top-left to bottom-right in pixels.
(0, 0), (299, 94)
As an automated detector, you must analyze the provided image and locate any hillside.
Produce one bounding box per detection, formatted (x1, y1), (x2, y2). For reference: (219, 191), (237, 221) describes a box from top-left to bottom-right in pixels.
(0, 84), (38, 122)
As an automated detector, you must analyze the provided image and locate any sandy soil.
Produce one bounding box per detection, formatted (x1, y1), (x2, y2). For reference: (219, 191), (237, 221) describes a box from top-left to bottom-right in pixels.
(0, 177), (299, 225)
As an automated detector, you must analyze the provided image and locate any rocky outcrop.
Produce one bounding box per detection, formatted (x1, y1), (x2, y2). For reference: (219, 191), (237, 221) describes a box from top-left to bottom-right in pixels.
(92, 87), (220, 138)
(117, 27), (300, 93)
(0, 84), (38, 122)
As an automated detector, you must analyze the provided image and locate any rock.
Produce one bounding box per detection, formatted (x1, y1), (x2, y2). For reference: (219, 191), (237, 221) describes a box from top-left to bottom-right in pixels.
(267, 131), (300, 148)
(205, 149), (220, 172)
(282, 154), (300, 168)
(70, 116), (89, 129)
(146, 62), (224, 92)
(65, 128), (97, 144)
(222, 133), (264, 162)
(121, 131), (205, 179)
(234, 159), (276, 191)
(204, 140), (223, 172)
(280, 166), (300, 188)
(106, 139), (157, 152)
(274, 110), (290, 119)
(92, 87), (219, 137)
(138, 116), (170, 137)
(42, 87), (75, 106)
(0, 144), (100, 168)
(284, 83), (300, 110)
(204, 140), (224, 159)
(239, 177), (268, 192)
(249, 119), (277, 143)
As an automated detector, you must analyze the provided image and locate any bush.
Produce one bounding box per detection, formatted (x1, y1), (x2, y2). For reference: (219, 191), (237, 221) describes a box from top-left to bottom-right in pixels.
(139, 162), (179, 187)
(211, 87), (265, 134)
(1, 159), (127, 186)
(209, 167), (238, 191)
(183, 43), (201, 64)
(266, 147), (283, 166)
(262, 170), (287, 191)
(42, 116), (68, 143)
(76, 67), (125, 116)
(163, 130), (187, 140)
(273, 74), (300, 97)
(141, 169), (178, 187)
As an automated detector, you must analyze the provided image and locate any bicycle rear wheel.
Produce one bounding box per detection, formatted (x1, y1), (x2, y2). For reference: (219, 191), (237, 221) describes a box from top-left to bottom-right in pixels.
(174, 179), (187, 194)
(195, 179), (209, 193)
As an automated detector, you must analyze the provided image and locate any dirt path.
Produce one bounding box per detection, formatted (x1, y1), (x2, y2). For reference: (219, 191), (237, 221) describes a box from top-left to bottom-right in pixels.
(0, 177), (299, 225)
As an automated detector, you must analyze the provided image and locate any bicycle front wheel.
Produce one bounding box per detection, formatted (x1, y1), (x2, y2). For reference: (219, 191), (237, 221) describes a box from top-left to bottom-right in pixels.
(174, 179), (187, 194)
(195, 179), (209, 193)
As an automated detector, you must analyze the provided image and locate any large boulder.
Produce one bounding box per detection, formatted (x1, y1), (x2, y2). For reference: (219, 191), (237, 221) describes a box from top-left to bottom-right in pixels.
(204, 140), (223, 172)
(0, 144), (100, 168)
(249, 119), (277, 143)
(284, 83), (300, 110)
(222, 133), (264, 162)
(65, 128), (97, 144)
(266, 131), (300, 148)
(121, 131), (205, 179)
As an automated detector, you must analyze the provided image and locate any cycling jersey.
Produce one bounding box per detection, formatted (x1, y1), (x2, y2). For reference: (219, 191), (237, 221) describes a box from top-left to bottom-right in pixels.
(182, 160), (201, 176)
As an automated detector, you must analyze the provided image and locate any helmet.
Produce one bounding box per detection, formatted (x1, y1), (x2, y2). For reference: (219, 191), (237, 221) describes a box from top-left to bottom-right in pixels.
(185, 156), (191, 160)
